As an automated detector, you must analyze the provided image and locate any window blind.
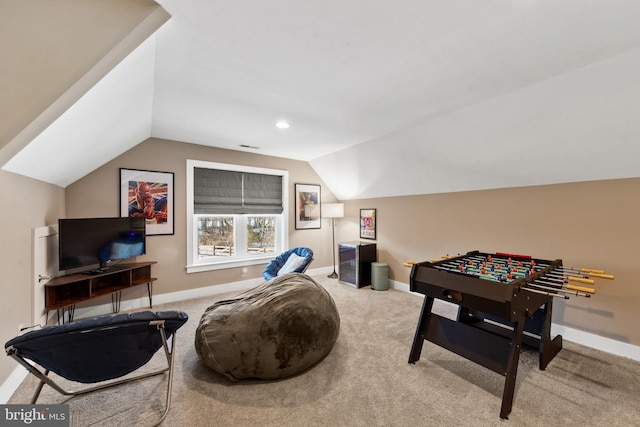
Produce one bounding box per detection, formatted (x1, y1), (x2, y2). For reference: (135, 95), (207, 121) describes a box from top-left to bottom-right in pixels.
(194, 168), (283, 214)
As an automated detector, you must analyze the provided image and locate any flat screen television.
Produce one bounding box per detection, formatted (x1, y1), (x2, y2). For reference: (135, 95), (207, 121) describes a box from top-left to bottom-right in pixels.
(58, 217), (146, 272)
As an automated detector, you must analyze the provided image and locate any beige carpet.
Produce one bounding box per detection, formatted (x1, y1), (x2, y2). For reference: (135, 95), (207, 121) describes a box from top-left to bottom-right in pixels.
(8, 274), (640, 426)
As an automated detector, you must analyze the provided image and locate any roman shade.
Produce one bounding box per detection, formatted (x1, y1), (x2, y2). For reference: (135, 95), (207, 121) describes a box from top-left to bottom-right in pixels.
(194, 168), (283, 215)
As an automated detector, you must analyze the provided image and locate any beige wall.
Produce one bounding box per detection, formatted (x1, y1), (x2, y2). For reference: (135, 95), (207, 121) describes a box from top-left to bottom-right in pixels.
(0, 0), (168, 165)
(64, 138), (338, 301)
(338, 178), (640, 346)
(0, 170), (65, 382)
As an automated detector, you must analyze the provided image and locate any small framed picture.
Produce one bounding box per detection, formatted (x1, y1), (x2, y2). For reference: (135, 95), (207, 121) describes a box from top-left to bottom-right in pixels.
(360, 208), (376, 240)
(295, 183), (321, 229)
(120, 168), (174, 236)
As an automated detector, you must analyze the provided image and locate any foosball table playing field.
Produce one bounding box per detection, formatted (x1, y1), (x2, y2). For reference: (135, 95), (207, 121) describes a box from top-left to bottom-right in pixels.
(405, 250), (614, 419)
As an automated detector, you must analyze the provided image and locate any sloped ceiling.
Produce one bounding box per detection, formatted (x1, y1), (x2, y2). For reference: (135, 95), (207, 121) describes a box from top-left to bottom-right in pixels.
(3, 1), (640, 198)
(0, 0), (170, 185)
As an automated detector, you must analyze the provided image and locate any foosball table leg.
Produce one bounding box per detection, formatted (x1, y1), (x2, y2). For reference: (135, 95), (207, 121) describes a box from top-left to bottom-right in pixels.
(500, 319), (525, 420)
(538, 302), (563, 370)
(408, 295), (435, 364)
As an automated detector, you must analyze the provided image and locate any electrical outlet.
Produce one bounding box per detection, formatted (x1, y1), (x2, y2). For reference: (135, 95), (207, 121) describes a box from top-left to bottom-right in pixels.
(241, 267), (248, 278)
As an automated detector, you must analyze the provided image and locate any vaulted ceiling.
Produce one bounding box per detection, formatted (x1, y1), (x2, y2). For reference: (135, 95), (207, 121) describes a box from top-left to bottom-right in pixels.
(3, 1), (640, 199)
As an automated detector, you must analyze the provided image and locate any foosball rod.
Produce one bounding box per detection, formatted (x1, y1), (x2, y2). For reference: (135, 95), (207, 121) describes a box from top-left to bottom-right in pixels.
(431, 264), (501, 281)
(433, 261), (512, 278)
(534, 278), (595, 295)
(526, 282), (592, 298)
(465, 254), (539, 267)
(553, 267), (614, 280)
(467, 254), (552, 268)
(543, 272), (596, 285)
(465, 257), (553, 275)
(522, 285), (570, 299)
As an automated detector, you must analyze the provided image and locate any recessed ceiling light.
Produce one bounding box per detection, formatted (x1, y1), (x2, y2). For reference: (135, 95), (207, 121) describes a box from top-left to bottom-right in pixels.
(275, 121), (290, 129)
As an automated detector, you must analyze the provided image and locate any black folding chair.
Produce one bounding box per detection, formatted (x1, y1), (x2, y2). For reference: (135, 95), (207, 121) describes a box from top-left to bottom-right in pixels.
(5, 310), (188, 427)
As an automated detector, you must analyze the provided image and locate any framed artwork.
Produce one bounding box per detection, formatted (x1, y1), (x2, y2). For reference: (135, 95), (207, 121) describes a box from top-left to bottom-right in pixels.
(360, 208), (376, 240)
(295, 183), (321, 229)
(120, 168), (174, 236)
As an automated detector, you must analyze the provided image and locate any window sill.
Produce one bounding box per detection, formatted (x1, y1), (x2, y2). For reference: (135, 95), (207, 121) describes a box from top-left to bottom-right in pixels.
(186, 255), (274, 274)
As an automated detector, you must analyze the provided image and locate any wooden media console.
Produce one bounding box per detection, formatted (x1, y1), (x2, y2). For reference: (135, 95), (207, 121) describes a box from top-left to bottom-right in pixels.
(44, 261), (156, 323)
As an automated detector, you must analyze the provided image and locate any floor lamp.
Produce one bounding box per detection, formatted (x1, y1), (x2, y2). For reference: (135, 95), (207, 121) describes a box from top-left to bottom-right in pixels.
(323, 203), (344, 279)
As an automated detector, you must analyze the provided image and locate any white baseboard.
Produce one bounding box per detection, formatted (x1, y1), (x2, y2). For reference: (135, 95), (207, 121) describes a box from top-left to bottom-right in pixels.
(551, 324), (640, 362)
(0, 366), (27, 404)
(389, 279), (640, 362)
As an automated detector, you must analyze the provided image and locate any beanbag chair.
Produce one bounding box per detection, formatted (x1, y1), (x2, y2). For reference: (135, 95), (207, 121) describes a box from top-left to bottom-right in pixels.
(195, 273), (340, 380)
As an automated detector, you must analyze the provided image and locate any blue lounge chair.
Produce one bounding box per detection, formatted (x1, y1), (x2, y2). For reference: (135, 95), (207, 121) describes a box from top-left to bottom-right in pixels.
(263, 247), (314, 281)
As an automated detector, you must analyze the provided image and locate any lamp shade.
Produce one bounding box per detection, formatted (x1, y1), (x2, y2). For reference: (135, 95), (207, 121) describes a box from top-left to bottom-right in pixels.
(323, 203), (344, 218)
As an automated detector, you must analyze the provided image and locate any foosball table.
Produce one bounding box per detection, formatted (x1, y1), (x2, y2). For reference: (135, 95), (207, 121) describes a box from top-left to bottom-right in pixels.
(406, 250), (613, 419)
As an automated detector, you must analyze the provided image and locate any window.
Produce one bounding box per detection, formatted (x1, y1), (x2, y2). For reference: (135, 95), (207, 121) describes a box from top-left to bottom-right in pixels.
(186, 160), (288, 273)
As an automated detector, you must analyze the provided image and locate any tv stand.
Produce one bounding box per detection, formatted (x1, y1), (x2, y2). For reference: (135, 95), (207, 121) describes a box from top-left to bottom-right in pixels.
(44, 262), (157, 323)
(82, 265), (126, 276)
(83, 269), (107, 276)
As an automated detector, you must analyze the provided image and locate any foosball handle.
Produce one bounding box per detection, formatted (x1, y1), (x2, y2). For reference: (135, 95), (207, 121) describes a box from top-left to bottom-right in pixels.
(568, 276), (595, 285)
(589, 272), (614, 280)
(566, 284), (596, 294)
